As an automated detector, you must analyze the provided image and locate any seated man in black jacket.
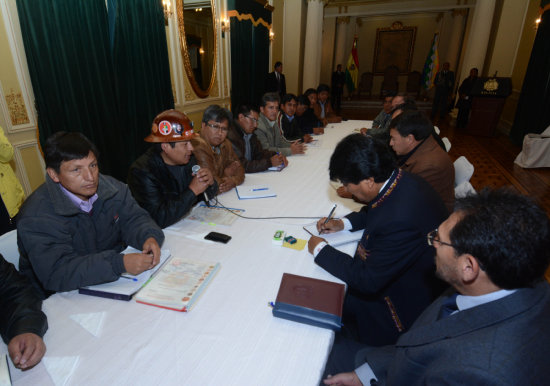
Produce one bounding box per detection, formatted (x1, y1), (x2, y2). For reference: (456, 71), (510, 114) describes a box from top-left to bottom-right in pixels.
(1, 255), (47, 370)
(128, 109), (217, 228)
(279, 94), (313, 143)
(227, 105), (288, 173)
(295, 95), (324, 135)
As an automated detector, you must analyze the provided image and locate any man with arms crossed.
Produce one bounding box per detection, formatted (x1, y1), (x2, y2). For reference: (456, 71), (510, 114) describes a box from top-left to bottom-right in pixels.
(128, 109), (217, 228)
(323, 188), (550, 385)
(17, 132), (164, 299)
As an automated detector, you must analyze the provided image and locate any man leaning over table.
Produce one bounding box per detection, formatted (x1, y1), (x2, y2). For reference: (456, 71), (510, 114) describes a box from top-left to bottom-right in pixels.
(321, 188), (550, 385)
(191, 105), (245, 194)
(1, 255), (47, 370)
(307, 134), (448, 347)
(227, 104), (288, 173)
(128, 109), (217, 228)
(256, 92), (306, 157)
(17, 132), (164, 299)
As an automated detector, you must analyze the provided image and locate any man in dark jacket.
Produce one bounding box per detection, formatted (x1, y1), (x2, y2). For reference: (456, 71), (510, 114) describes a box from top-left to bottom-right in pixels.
(227, 105), (287, 173)
(1, 255), (47, 369)
(322, 189), (550, 386)
(279, 94), (312, 143)
(295, 95), (324, 135)
(265, 61), (286, 97)
(17, 132), (165, 299)
(307, 134), (447, 347)
(128, 109), (217, 228)
(456, 67), (478, 128)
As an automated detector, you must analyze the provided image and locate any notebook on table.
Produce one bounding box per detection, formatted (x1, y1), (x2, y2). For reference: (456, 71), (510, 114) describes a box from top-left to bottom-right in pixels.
(135, 257), (220, 312)
(272, 273), (345, 331)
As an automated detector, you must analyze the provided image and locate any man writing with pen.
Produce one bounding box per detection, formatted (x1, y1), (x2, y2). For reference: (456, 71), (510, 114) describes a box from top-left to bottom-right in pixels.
(17, 132), (165, 299)
(307, 134), (448, 347)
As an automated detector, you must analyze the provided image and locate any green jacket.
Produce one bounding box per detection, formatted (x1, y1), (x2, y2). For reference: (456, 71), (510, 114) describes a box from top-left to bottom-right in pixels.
(0, 127), (25, 218)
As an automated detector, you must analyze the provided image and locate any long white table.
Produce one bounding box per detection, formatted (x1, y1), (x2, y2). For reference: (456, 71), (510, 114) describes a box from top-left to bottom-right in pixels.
(4, 121), (370, 386)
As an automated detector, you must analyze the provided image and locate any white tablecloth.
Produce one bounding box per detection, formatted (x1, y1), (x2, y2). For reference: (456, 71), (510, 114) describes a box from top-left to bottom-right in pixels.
(4, 121), (371, 386)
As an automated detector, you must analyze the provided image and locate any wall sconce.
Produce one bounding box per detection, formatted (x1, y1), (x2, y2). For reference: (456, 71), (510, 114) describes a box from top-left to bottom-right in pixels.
(162, 0), (172, 25)
(535, 17), (541, 29)
(221, 17), (230, 38)
(269, 29), (275, 41)
(199, 48), (205, 55)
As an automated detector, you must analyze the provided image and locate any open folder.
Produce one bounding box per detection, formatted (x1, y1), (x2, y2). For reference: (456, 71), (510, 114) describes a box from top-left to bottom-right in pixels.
(79, 248), (171, 301)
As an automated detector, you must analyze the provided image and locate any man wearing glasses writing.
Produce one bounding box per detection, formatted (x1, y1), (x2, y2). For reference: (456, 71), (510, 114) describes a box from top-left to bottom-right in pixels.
(192, 105), (245, 194)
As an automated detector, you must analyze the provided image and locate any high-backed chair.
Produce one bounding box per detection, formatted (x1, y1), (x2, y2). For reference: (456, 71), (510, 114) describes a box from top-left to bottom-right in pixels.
(380, 65), (399, 97)
(454, 156), (476, 197)
(0, 229), (19, 270)
(358, 72), (373, 98)
(406, 71), (421, 98)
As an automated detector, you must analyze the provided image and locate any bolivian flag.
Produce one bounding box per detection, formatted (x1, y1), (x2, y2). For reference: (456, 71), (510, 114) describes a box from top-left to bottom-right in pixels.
(422, 33), (439, 90)
(345, 37), (359, 93)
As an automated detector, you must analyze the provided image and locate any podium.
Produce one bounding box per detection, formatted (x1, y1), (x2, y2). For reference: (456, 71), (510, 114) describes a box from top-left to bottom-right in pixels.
(465, 77), (512, 136)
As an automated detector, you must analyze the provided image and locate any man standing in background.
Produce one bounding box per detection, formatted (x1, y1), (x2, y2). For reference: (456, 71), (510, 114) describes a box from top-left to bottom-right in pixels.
(265, 61), (286, 98)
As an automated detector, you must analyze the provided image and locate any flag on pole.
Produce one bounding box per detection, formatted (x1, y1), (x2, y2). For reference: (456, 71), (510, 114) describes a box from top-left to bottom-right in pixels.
(345, 36), (359, 93)
(422, 33), (440, 90)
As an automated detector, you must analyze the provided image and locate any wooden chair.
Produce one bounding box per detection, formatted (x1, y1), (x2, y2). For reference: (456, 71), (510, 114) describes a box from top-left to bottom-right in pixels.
(357, 72), (373, 98)
(380, 66), (399, 97)
(406, 71), (421, 98)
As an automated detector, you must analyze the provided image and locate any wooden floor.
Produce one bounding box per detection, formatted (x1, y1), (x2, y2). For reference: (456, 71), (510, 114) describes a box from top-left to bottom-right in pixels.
(340, 100), (550, 216)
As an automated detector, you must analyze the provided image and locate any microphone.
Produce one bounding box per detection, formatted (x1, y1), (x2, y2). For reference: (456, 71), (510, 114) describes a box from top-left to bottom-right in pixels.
(191, 164), (210, 206)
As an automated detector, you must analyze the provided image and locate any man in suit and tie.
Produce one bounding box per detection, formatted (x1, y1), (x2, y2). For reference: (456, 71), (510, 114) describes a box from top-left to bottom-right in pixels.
(265, 61), (286, 98)
(322, 188), (550, 385)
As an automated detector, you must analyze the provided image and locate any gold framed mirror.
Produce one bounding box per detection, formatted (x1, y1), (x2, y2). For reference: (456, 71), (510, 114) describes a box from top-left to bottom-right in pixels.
(177, 0), (217, 98)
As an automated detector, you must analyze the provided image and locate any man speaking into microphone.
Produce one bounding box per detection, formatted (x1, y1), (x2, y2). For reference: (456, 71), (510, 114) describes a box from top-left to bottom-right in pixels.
(128, 109), (217, 228)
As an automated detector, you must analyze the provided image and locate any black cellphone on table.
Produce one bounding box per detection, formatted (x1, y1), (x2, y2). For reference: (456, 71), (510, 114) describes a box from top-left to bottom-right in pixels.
(204, 232), (232, 244)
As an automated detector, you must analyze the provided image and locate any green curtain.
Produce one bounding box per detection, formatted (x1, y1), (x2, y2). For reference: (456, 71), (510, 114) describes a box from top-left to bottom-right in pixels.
(114, 0), (174, 167)
(16, 0), (126, 178)
(228, 0), (271, 110)
(16, 0), (174, 181)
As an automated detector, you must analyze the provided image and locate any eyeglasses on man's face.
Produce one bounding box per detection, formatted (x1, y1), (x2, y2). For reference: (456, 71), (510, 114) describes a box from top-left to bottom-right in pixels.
(427, 229), (455, 248)
(206, 122), (229, 133)
(246, 115), (259, 123)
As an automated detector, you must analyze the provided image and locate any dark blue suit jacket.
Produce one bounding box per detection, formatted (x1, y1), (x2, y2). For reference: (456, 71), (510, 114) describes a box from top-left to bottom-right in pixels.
(315, 169), (448, 345)
(366, 281), (550, 385)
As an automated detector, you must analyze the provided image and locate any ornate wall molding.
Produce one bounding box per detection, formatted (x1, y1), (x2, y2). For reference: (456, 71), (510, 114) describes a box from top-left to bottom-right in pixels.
(4, 88), (29, 126)
(227, 10), (271, 29)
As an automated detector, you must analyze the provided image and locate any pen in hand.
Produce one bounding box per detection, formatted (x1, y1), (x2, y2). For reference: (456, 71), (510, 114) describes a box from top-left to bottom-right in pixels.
(320, 204), (337, 235)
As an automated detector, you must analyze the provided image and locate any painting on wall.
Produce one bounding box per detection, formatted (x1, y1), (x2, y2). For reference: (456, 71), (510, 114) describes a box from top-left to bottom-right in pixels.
(373, 22), (417, 74)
